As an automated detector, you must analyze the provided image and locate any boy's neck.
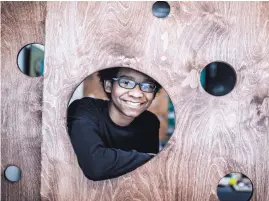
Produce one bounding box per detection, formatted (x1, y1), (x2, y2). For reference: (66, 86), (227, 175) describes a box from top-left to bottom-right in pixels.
(108, 102), (134, 127)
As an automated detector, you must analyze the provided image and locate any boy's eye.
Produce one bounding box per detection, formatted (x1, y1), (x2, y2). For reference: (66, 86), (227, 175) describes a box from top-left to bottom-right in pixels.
(141, 83), (155, 90)
(119, 79), (134, 87)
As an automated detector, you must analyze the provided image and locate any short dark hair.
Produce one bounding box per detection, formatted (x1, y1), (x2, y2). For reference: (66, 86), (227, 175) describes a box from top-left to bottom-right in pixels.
(97, 67), (162, 99)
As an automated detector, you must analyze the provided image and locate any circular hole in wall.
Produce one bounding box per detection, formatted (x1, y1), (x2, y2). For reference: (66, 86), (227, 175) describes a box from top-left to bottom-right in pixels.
(67, 67), (175, 181)
(17, 43), (44, 77)
(4, 165), (21, 182)
(200, 61), (237, 96)
(217, 172), (253, 201)
(152, 1), (170, 18)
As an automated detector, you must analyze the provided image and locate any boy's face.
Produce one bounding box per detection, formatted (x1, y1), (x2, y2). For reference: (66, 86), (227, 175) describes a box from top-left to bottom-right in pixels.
(105, 68), (156, 118)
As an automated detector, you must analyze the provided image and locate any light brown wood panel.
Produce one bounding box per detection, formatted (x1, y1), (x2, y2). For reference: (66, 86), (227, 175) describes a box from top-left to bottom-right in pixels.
(1, 2), (46, 201)
(41, 2), (269, 201)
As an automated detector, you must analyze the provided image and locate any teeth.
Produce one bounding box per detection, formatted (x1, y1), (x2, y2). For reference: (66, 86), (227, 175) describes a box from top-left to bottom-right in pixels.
(124, 101), (141, 107)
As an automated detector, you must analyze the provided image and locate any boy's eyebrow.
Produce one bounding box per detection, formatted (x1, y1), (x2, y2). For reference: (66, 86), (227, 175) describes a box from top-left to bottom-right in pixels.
(118, 75), (134, 80)
(118, 75), (153, 82)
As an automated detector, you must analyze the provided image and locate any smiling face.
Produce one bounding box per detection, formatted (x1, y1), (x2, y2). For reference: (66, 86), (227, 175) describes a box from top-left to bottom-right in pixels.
(105, 68), (156, 126)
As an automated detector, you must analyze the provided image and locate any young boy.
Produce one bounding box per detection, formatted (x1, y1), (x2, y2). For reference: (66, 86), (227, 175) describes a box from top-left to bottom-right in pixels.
(67, 67), (161, 181)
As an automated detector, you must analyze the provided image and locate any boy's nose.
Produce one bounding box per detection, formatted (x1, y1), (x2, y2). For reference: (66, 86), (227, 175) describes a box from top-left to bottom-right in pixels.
(128, 85), (143, 98)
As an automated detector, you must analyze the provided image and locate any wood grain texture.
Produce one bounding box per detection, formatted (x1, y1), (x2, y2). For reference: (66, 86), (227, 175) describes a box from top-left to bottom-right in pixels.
(41, 2), (269, 201)
(1, 2), (46, 201)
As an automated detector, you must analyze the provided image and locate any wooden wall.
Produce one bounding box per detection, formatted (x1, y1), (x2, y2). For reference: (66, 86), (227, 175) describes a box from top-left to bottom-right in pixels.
(1, 2), (46, 201)
(1, 1), (269, 201)
(41, 2), (269, 201)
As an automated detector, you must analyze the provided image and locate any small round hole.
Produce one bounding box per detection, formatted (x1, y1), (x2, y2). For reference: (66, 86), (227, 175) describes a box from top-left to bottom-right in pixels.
(17, 43), (44, 77)
(152, 1), (170, 18)
(200, 61), (237, 96)
(4, 165), (21, 182)
(217, 172), (253, 201)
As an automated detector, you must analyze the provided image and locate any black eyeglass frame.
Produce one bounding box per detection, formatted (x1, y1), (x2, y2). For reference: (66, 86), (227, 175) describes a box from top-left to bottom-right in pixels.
(112, 77), (157, 93)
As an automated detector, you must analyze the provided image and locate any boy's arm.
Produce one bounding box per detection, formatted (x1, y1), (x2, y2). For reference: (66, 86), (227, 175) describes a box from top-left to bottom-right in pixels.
(67, 99), (153, 181)
(68, 118), (153, 181)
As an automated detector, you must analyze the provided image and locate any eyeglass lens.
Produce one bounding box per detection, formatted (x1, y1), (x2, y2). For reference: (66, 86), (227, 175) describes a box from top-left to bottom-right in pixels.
(118, 78), (155, 92)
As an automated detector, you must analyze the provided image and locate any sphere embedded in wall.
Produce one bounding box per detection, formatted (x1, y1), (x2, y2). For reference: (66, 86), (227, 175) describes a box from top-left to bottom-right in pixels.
(4, 165), (21, 182)
(200, 61), (237, 96)
(17, 43), (45, 77)
(152, 1), (170, 18)
(217, 172), (253, 201)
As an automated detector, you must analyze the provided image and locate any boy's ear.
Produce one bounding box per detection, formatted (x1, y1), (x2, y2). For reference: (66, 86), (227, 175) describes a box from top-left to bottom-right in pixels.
(104, 80), (112, 93)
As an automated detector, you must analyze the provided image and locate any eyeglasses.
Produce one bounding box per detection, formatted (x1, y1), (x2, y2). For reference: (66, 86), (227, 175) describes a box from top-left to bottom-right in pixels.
(112, 77), (157, 93)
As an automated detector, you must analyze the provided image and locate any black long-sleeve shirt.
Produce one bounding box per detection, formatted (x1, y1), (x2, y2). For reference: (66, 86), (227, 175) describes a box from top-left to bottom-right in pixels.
(67, 97), (160, 181)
